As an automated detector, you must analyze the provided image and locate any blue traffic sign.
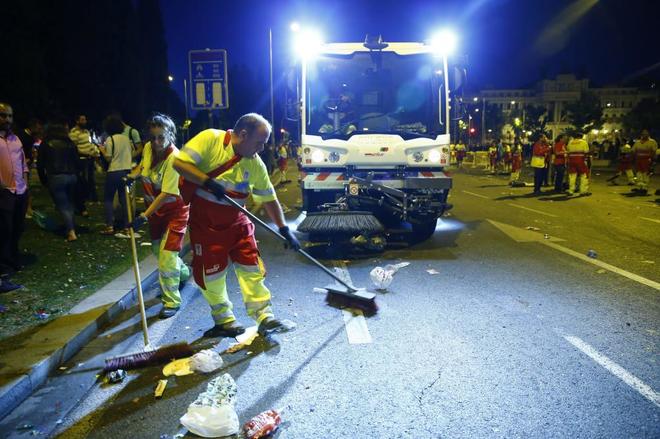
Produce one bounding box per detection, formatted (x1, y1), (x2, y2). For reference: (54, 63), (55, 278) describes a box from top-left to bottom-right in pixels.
(188, 49), (229, 110)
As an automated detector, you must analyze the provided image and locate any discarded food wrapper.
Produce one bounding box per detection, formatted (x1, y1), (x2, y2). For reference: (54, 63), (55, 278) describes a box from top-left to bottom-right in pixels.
(163, 358), (194, 377)
(190, 349), (224, 373)
(180, 374), (238, 438)
(426, 269), (440, 275)
(154, 379), (168, 398)
(243, 409), (282, 439)
(525, 226), (541, 231)
(106, 369), (126, 383)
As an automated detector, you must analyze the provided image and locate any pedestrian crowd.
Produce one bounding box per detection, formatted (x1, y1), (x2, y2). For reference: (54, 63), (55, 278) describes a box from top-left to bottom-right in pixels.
(1, 103), (297, 339)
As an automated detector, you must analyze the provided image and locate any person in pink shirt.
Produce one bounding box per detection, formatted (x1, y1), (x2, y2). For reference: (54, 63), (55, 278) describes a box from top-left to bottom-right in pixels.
(0, 102), (28, 293)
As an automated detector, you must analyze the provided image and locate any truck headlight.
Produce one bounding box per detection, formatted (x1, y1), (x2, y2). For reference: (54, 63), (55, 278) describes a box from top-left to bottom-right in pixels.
(311, 150), (324, 163)
(328, 151), (340, 163)
(428, 149), (441, 163)
(412, 151), (424, 162)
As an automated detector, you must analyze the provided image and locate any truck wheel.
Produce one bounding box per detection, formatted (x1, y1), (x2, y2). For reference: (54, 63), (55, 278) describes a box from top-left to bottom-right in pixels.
(411, 219), (438, 243)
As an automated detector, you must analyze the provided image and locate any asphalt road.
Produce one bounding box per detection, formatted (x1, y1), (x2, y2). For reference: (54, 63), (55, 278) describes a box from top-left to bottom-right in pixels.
(3, 168), (659, 438)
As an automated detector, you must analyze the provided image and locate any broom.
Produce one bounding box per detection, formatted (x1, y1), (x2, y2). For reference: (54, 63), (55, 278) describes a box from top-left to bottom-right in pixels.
(297, 211), (384, 235)
(221, 195), (378, 316)
(102, 183), (192, 372)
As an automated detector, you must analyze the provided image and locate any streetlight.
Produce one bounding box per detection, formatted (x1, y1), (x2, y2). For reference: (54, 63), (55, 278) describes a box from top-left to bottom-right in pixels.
(430, 29), (457, 135)
(168, 74), (174, 82)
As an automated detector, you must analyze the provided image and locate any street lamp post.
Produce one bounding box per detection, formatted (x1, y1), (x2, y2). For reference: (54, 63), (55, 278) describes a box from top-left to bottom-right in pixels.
(269, 28), (275, 158)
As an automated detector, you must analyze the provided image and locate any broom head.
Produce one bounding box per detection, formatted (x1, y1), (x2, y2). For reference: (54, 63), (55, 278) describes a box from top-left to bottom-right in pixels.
(104, 342), (194, 372)
(324, 285), (378, 316)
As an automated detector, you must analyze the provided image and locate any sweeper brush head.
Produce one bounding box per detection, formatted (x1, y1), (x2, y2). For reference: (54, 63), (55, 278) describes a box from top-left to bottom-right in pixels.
(324, 286), (378, 316)
(297, 211), (384, 234)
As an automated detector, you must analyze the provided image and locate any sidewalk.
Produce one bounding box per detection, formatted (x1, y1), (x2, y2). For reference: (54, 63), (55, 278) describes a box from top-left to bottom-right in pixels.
(0, 254), (162, 420)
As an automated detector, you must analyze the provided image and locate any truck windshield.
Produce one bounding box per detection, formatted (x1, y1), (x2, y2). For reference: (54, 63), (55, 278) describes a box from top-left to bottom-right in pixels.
(306, 51), (446, 139)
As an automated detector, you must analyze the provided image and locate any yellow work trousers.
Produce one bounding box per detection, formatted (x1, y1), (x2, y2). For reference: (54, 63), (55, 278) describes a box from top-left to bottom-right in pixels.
(201, 260), (274, 326)
(568, 172), (589, 194)
(636, 172), (650, 190)
(153, 229), (190, 309)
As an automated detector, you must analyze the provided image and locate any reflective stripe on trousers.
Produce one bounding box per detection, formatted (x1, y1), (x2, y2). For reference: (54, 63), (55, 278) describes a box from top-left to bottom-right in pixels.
(202, 259), (274, 325)
(153, 229), (190, 308)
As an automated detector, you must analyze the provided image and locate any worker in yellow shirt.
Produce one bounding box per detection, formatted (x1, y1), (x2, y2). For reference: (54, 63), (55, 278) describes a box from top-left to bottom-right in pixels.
(565, 132), (591, 196)
(174, 113), (299, 338)
(127, 114), (190, 318)
(632, 129), (658, 195)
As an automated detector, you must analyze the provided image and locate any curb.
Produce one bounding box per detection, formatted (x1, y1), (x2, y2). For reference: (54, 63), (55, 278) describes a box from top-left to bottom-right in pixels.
(0, 245), (189, 421)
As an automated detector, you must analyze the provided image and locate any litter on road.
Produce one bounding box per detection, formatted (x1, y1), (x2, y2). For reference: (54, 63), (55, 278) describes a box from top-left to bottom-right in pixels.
(243, 409), (283, 439)
(154, 379), (168, 398)
(426, 269), (440, 275)
(369, 262), (410, 290)
(180, 374), (239, 438)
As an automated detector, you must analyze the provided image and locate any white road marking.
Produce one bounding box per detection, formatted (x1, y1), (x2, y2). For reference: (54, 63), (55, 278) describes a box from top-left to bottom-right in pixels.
(342, 310), (373, 344)
(542, 241), (660, 291)
(334, 261), (373, 345)
(564, 335), (660, 408)
(462, 190), (489, 199)
(640, 216), (660, 225)
(488, 219), (660, 292)
(507, 203), (558, 218)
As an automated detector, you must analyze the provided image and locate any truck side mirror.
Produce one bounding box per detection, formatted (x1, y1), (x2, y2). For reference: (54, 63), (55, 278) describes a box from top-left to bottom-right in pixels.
(451, 66), (467, 92)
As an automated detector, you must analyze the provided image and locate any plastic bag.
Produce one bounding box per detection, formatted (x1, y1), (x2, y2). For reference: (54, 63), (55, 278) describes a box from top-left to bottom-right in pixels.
(190, 349), (224, 373)
(180, 405), (238, 438)
(180, 374), (238, 437)
(369, 262), (410, 290)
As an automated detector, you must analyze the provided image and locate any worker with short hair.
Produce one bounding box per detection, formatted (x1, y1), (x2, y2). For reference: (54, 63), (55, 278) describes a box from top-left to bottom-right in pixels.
(174, 113), (299, 338)
(566, 132), (591, 196)
(632, 129), (658, 195)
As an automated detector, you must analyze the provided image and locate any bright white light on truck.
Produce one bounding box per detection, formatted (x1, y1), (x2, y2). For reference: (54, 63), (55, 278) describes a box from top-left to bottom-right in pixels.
(311, 149), (324, 163)
(430, 29), (457, 56)
(293, 29), (324, 59)
(413, 151), (424, 162)
(428, 149), (441, 163)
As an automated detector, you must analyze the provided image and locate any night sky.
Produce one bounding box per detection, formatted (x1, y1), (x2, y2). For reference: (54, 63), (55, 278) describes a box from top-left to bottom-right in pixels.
(162, 0), (659, 103)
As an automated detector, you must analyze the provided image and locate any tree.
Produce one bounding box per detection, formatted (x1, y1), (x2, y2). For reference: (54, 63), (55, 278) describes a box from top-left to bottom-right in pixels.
(565, 91), (603, 133)
(484, 103), (505, 138)
(523, 104), (548, 135)
(623, 98), (660, 137)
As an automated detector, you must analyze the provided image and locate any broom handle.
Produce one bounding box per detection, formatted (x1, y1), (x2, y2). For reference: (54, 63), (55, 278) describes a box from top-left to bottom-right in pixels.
(125, 184), (150, 347)
(221, 194), (357, 292)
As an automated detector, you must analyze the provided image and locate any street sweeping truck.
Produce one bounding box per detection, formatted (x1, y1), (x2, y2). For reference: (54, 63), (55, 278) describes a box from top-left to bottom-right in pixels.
(289, 34), (462, 250)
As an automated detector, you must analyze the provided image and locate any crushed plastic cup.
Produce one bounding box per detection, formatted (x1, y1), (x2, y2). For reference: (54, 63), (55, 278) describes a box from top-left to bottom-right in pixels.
(369, 262), (410, 290)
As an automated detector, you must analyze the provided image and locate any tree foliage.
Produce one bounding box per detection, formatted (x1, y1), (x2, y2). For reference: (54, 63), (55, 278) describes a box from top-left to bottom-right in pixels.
(623, 98), (660, 137)
(0, 0), (182, 130)
(565, 91), (603, 133)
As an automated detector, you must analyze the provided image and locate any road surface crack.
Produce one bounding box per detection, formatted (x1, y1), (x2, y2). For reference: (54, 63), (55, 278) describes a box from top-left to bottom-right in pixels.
(416, 369), (443, 435)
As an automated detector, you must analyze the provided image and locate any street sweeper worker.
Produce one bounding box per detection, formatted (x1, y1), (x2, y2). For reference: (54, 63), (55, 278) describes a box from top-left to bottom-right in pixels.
(173, 113), (300, 338)
(632, 129), (658, 195)
(566, 132), (591, 196)
(126, 113), (190, 319)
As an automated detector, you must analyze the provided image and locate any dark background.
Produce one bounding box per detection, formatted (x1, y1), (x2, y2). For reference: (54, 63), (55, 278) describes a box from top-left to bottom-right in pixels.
(2, 0), (658, 132)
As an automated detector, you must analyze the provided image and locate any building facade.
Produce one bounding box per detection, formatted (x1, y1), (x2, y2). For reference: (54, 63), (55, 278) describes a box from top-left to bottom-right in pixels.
(470, 74), (658, 142)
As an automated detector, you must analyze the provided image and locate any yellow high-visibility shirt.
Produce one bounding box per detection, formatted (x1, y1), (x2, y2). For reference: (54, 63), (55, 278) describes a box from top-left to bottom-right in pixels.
(177, 129), (276, 203)
(566, 138), (589, 154)
(139, 142), (181, 196)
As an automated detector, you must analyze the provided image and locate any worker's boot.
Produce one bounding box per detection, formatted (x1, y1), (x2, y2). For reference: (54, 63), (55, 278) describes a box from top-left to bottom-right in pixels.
(204, 320), (246, 338)
(258, 317), (297, 337)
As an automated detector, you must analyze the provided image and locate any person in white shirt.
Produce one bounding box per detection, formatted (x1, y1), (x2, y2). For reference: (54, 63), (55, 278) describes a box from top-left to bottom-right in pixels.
(99, 115), (134, 235)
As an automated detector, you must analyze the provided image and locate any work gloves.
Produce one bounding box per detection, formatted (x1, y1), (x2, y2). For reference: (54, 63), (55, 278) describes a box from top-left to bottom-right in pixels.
(129, 213), (147, 231)
(279, 226), (301, 251)
(204, 178), (225, 200)
(122, 175), (136, 188)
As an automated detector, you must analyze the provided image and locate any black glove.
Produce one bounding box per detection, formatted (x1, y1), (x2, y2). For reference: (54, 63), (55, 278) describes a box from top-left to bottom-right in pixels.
(279, 226), (301, 251)
(129, 213), (147, 230)
(122, 175), (136, 188)
(203, 178), (225, 200)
